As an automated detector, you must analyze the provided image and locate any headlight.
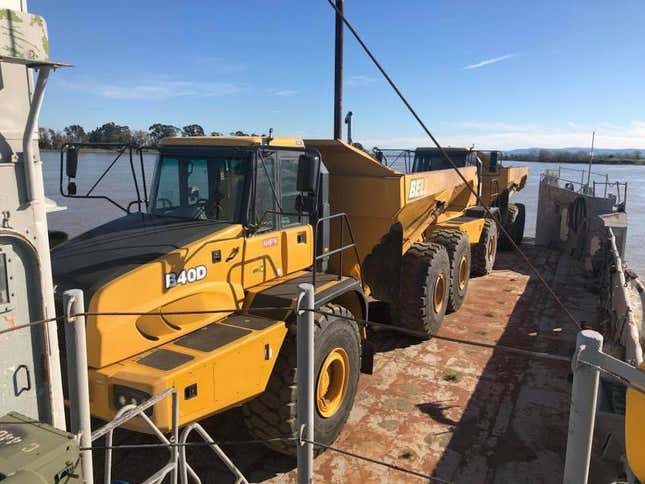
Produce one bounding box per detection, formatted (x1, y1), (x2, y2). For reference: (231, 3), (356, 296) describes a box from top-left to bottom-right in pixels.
(112, 385), (153, 416)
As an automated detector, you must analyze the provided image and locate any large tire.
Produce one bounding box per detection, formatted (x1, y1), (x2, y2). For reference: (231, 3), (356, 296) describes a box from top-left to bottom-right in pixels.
(500, 203), (526, 250)
(471, 218), (497, 277)
(429, 229), (470, 313)
(499, 204), (519, 251)
(242, 304), (360, 456)
(513, 203), (525, 245)
(398, 242), (450, 337)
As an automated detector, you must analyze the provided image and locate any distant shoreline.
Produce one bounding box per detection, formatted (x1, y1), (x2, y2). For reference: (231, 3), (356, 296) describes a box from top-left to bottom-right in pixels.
(40, 149), (644, 166)
(503, 157), (645, 166)
(41, 148), (158, 154)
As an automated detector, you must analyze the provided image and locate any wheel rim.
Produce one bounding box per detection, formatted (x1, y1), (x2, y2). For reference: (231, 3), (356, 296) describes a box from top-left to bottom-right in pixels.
(316, 348), (349, 418)
(487, 235), (496, 261)
(433, 272), (447, 313)
(457, 255), (468, 290)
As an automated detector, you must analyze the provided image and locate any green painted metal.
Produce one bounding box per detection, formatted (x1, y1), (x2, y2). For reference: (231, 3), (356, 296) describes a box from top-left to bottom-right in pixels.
(0, 412), (81, 482)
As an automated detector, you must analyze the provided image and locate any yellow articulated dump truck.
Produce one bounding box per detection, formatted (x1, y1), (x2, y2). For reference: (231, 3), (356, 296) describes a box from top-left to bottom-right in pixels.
(51, 136), (498, 454)
(476, 150), (528, 250)
(377, 146), (529, 250)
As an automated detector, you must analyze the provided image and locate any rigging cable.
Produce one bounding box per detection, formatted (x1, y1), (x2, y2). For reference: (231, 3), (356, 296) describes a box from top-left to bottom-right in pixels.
(323, 0), (581, 330)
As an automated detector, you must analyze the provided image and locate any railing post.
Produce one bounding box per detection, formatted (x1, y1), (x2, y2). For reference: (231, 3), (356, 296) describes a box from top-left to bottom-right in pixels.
(297, 283), (315, 484)
(563, 330), (603, 484)
(63, 289), (94, 484)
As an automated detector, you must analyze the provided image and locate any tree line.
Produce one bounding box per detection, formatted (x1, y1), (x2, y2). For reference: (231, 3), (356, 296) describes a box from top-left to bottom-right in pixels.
(500, 148), (643, 165)
(38, 123), (263, 149)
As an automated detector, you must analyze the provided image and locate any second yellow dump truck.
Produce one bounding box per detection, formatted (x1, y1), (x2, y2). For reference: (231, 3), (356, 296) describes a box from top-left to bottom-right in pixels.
(52, 136), (500, 454)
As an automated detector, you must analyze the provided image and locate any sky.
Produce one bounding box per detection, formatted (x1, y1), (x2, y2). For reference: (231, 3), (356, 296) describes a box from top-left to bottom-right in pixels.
(32, 0), (645, 150)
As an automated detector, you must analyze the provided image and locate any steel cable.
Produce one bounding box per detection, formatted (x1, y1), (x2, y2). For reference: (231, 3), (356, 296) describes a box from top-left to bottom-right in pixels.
(323, 0), (581, 331)
(0, 306), (295, 336)
(308, 308), (573, 363)
(304, 439), (452, 483)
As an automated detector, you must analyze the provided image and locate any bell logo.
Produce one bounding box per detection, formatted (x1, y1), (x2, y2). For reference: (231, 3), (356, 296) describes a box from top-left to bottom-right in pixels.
(409, 179), (425, 200)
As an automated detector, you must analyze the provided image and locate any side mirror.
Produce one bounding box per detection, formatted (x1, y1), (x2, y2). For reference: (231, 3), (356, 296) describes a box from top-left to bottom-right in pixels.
(66, 147), (78, 178)
(297, 153), (320, 194)
(67, 181), (77, 195)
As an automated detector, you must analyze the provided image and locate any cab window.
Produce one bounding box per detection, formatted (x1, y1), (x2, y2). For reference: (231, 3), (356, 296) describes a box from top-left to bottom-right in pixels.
(279, 155), (302, 227)
(255, 153), (276, 231)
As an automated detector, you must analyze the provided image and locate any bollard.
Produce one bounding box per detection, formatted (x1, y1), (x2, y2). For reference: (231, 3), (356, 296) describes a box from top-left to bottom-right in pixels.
(63, 289), (94, 484)
(297, 283), (315, 484)
(563, 330), (603, 484)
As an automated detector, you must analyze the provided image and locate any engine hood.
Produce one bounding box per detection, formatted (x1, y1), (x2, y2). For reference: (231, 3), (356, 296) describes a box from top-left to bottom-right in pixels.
(52, 214), (231, 302)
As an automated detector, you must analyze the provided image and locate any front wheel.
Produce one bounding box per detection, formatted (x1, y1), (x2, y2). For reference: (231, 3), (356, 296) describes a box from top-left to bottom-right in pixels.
(242, 304), (360, 456)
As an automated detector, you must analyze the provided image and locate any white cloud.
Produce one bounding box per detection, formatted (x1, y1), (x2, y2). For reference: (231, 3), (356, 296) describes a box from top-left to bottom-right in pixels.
(57, 78), (244, 100)
(464, 54), (517, 70)
(361, 120), (645, 150)
(270, 89), (298, 97)
(347, 75), (376, 87)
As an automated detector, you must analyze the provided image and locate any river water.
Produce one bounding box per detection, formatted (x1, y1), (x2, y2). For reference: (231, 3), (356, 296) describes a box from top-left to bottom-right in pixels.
(41, 152), (645, 275)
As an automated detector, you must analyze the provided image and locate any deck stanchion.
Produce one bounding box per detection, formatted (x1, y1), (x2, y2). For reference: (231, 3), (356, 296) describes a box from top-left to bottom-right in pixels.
(297, 283), (315, 484)
(563, 330), (603, 484)
(63, 289), (94, 484)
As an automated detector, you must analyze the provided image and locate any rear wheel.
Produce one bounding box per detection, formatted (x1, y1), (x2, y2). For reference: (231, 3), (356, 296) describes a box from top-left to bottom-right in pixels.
(499, 204), (518, 251)
(429, 229), (471, 313)
(513, 203), (526, 245)
(499, 203), (525, 250)
(471, 218), (497, 276)
(398, 242), (450, 337)
(242, 304), (360, 456)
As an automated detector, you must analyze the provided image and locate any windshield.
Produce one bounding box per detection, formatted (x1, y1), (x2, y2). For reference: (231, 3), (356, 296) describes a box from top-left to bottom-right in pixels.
(150, 152), (250, 222)
(412, 149), (477, 172)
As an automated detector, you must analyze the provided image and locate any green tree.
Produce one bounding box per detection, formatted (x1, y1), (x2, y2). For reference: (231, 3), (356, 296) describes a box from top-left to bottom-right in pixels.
(149, 123), (179, 143)
(63, 124), (87, 143)
(182, 124), (205, 137)
(131, 130), (150, 146)
(230, 130), (250, 136)
(210, 131), (222, 136)
(50, 129), (66, 149)
(88, 122), (132, 143)
(38, 127), (52, 149)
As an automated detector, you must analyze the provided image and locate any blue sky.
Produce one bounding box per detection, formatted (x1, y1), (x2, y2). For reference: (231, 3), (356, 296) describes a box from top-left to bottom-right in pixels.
(33, 0), (645, 149)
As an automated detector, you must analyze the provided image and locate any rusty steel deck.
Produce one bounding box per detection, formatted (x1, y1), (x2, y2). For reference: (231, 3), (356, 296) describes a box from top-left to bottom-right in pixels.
(96, 244), (599, 483)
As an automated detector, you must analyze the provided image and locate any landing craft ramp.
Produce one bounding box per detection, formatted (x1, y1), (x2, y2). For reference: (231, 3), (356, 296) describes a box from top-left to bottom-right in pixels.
(91, 246), (613, 483)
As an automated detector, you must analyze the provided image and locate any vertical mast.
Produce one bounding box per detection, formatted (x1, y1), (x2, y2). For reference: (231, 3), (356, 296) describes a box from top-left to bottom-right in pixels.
(333, 0), (344, 140)
(586, 131), (595, 188)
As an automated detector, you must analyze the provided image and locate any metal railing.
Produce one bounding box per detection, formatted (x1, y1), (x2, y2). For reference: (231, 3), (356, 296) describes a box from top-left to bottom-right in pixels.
(11, 276), (638, 483)
(313, 212), (363, 289)
(91, 389), (179, 484)
(179, 422), (248, 484)
(563, 330), (645, 484)
(63, 289), (249, 484)
(542, 168), (628, 205)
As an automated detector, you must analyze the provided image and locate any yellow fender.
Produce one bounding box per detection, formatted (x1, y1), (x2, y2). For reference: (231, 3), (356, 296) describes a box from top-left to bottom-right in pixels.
(626, 362), (645, 481)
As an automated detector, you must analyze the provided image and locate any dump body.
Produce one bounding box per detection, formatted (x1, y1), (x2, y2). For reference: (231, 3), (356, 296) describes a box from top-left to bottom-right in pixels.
(305, 140), (480, 293)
